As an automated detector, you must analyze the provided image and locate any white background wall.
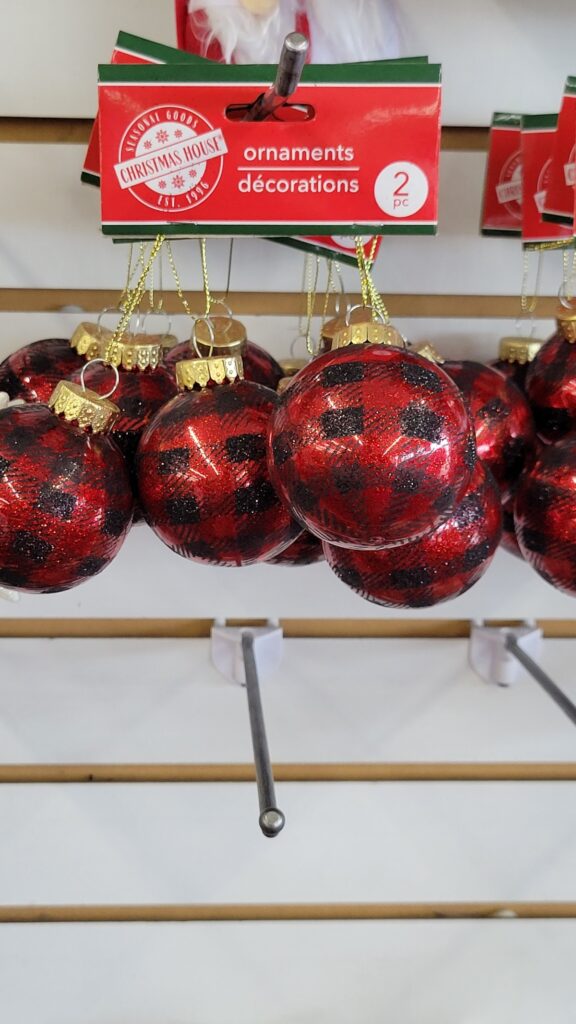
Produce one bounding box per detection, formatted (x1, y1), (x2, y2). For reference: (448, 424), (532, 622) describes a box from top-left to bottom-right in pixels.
(2, 1), (576, 1020)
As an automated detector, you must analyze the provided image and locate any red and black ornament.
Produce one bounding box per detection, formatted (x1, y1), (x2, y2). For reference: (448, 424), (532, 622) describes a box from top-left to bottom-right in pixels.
(0, 380), (133, 593)
(165, 315), (284, 391)
(268, 326), (476, 550)
(489, 336), (543, 392)
(443, 358), (535, 500)
(0, 322), (102, 405)
(526, 309), (576, 443)
(323, 460), (501, 607)
(515, 437), (576, 594)
(136, 354), (301, 566)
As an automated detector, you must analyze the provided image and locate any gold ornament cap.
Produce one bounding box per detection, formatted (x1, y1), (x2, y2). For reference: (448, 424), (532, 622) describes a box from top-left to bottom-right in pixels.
(555, 304), (576, 343)
(416, 343), (445, 364)
(332, 320), (405, 350)
(279, 358), (307, 378)
(321, 315), (348, 352)
(69, 322), (111, 360)
(498, 336), (542, 364)
(48, 380), (119, 434)
(194, 316), (248, 356)
(100, 334), (163, 371)
(176, 355), (244, 391)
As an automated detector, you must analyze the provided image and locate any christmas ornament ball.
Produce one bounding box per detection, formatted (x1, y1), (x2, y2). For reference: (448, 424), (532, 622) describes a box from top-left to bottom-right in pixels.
(444, 359), (535, 500)
(0, 388), (133, 593)
(0, 338), (85, 404)
(500, 493), (523, 559)
(69, 359), (178, 467)
(265, 529), (324, 566)
(267, 343), (476, 549)
(136, 378), (301, 566)
(324, 460), (501, 607)
(525, 329), (576, 443)
(515, 438), (576, 594)
(165, 339), (284, 391)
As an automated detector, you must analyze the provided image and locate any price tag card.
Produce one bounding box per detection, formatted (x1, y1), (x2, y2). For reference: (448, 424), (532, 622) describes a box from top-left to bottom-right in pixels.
(541, 77), (576, 227)
(521, 114), (573, 247)
(97, 61), (442, 237)
(481, 113), (522, 235)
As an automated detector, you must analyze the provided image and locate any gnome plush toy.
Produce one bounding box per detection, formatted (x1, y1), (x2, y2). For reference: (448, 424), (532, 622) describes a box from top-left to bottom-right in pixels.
(180, 0), (400, 64)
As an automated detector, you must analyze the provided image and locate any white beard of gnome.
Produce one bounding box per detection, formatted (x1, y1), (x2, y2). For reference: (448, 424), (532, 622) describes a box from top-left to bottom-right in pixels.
(186, 0), (401, 64)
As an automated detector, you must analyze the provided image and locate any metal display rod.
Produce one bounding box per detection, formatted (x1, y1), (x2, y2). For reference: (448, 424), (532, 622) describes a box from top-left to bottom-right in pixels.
(243, 31), (309, 122)
(505, 634), (576, 728)
(241, 631), (285, 837)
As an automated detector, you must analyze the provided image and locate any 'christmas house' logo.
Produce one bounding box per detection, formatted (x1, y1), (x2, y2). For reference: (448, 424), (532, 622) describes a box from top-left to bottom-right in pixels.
(114, 105), (227, 213)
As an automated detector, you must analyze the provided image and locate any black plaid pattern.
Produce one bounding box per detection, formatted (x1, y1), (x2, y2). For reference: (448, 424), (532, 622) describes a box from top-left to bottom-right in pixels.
(321, 406), (364, 439)
(11, 530), (53, 564)
(393, 468), (423, 494)
(235, 480), (277, 516)
(401, 362), (442, 393)
(102, 508), (127, 538)
(526, 333), (576, 443)
(0, 456), (9, 477)
(35, 484), (76, 521)
(334, 464), (365, 495)
(166, 496), (200, 524)
(400, 403), (443, 443)
(391, 566), (433, 588)
(322, 361), (365, 386)
(272, 430), (296, 466)
(158, 448), (190, 475)
(226, 433), (266, 463)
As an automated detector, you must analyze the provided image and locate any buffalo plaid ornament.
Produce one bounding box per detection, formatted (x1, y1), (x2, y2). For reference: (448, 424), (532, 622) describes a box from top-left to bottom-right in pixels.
(500, 492), (523, 558)
(324, 460), (501, 607)
(0, 322), (104, 405)
(265, 529), (324, 565)
(0, 380), (133, 593)
(165, 314), (284, 391)
(444, 359), (535, 501)
(68, 337), (178, 472)
(136, 355), (301, 566)
(267, 340), (476, 550)
(489, 337), (543, 393)
(515, 437), (576, 594)
(526, 310), (576, 443)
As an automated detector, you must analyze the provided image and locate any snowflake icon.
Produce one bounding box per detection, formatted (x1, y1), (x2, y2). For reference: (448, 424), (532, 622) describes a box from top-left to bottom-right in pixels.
(172, 175), (185, 189)
(158, 180), (167, 190)
(143, 140), (152, 150)
(174, 129), (183, 139)
(156, 129), (169, 144)
(189, 169), (197, 180)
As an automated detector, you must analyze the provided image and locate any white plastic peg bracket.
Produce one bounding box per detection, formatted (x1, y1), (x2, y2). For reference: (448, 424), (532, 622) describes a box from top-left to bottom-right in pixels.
(210, 620), (283, 686)
(469, 619), (543, 687)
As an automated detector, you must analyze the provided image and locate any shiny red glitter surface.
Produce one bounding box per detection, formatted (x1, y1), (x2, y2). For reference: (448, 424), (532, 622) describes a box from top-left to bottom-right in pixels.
(265, 529), (324, 566)
(526, 332), (576, 443)
(267, 344), (476, 549)
(69, 362), (178, 467)
(165, 341), (284, 390)
(324, 461), (501, 607)
(500, 493), (523, 559)
(444, 360), (535, 501)
(515, 438), (576, 594)
(136, 380), (301, 566)
(0, 404), (133, 593)
(0, 339), (84, 404)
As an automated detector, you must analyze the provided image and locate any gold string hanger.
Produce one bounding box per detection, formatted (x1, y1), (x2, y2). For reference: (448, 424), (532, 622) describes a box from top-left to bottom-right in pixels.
(100, 235), (166, 368)
(354, 236), (390, 325)
(292, 254), (320, 358)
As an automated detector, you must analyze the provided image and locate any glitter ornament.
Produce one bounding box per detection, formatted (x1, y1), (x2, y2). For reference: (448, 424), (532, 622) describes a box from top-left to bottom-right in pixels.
(69, 334), (178, 471)
(136, 355), (301, 566)
(165, 315), (284, 391)
(324, 460), (501, 607)
(265, 529), (324, 565)
(0, 323), (104, 405)
(500, 493), (523, 558)
(526, 309), (576, 443)
(489, 336), (543, 392)
(267, 336), (476, 550)
(443, 359), (535, 501)
(0, 378), (133, 593)
(515, 438), (576, 594)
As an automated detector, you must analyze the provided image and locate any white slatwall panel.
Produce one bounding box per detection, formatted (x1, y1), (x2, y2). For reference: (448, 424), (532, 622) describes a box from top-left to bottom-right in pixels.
(1, 638), (576, 764)
(0, 146), (566, 298)
(1, 921), (574, 1024)
(2, 781), (576, 903)
(2, 0), (575, 124)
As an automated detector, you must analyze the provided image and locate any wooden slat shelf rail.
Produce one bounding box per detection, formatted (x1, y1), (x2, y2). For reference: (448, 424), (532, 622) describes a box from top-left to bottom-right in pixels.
(0, 290), (560, 319)
(0, 902), (574, 923)
(0, 763), (575, 783)
(0, 618), (575, 638)
(0, 119), (490, 151)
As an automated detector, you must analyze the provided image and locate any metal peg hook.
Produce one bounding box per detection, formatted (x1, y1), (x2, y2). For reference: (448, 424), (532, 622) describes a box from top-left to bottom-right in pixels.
(241, 631), (285, 838)
(505, 634), (576, 728)
(243, 32), (309, 122)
